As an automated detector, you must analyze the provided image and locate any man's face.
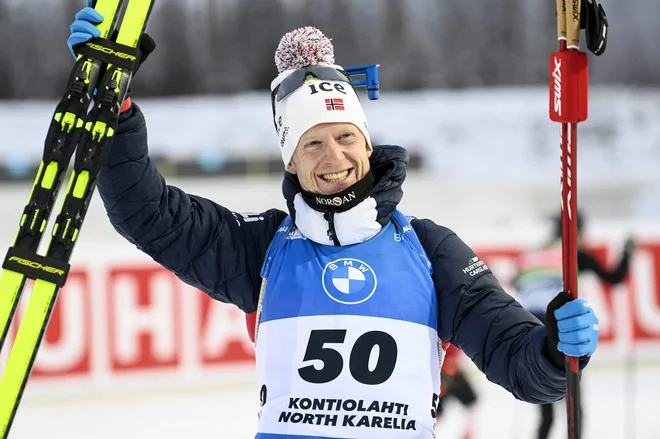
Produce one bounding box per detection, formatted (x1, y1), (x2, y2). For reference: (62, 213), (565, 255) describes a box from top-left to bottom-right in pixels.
(288, 123), (371, 195)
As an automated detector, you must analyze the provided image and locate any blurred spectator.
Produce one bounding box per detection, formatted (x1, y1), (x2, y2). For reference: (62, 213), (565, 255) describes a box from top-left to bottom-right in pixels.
(436, 345), (478, 439)
(513, 210), (635, 439)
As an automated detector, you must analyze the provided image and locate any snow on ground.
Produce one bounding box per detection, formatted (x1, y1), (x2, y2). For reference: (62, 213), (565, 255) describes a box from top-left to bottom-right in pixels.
(9, 362), (660, 439)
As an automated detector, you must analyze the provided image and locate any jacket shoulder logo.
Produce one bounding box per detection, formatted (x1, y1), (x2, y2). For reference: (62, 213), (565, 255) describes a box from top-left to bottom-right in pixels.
(462, 256), (488, 277)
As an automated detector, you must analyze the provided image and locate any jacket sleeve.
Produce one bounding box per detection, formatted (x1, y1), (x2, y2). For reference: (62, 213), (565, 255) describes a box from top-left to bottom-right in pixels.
(412, 218), (567, 404)
(96, 103), (288, 312)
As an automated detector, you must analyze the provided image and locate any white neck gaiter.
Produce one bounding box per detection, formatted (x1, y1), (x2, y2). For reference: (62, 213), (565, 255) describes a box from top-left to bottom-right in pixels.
(293, 193), (382, 246)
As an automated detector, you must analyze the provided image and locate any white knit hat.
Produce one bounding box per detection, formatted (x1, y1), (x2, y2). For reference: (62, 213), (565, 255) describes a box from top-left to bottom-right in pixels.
(271, 27), (372, 168)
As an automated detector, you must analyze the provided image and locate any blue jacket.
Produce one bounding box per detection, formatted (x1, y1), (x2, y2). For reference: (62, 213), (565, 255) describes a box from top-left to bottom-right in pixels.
(96, 103), (568, 404)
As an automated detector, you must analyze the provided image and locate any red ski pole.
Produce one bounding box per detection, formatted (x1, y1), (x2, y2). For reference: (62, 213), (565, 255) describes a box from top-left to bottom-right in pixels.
(550, 1), (588, 438)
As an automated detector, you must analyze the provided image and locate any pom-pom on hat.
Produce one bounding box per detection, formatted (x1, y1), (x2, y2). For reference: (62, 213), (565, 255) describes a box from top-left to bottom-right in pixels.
(274, 26), (335, 74)
(271, 26), (372, 168)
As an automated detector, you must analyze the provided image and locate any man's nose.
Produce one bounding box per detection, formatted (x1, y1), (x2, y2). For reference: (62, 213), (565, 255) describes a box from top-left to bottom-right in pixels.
(325, 140), (345, 161)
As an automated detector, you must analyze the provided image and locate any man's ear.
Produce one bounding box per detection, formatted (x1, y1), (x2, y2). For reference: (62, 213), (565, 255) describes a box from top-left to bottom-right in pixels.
(287, 160), (297, 174)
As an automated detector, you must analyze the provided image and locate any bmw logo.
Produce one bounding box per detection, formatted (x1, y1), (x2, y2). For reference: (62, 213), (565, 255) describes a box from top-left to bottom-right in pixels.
(322, 258), (377, 305)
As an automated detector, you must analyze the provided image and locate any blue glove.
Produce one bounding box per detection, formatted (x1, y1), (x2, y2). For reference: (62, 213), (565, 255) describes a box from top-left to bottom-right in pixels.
(544, 291), (599, 368)
(555, 298), (599, 357)
(67, 0), (104, 59)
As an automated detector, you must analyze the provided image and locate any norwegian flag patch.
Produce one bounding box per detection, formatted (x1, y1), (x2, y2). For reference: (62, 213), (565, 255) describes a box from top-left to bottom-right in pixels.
(325, 98), (345, 111)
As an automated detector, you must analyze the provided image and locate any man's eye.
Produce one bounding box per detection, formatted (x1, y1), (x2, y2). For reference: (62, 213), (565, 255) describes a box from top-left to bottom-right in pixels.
(338, 133), (354, 140)
(305, 140), (321, 148)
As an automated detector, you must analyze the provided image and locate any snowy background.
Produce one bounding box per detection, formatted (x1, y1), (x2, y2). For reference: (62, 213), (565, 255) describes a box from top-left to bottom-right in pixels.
(2, 88), (660, 222)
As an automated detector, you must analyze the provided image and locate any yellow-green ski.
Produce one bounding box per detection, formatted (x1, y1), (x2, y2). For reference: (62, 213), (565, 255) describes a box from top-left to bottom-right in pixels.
(0, 1), (155, 437)
(0, 0), (124, 355)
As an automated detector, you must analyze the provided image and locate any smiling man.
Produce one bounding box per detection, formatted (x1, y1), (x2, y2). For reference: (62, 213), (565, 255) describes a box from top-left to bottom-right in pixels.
(66, 12), (601, 439)
(292, 123), (368, 194)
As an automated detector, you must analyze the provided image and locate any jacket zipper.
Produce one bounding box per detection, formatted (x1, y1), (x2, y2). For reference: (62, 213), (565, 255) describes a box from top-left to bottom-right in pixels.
(323, 211), (341, 246)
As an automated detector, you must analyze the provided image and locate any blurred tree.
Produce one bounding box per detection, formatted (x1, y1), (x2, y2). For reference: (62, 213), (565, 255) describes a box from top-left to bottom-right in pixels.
(593, 1), (660, 86)
(5, 8), (35, 99)
(476, 0), (523, 86)
(520, 0), (557, 85)
(313, 0), (358, 66)
(204, 0), (243, 93)
(40, 2), (83, 98)
(378, 0), (407, 90)
(0, 0), (658, 99)
(0, 1), (12, 97)
(404, 0), (450, 89)
(234, 0), (284, 90)
(134, 0), (194, 96)
(347, 0), (385, 65)
(443, 0), (485, 88)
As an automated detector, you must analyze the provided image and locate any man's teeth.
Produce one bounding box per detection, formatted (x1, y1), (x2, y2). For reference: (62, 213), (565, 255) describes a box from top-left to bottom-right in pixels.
(321, 170), (349, 182)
